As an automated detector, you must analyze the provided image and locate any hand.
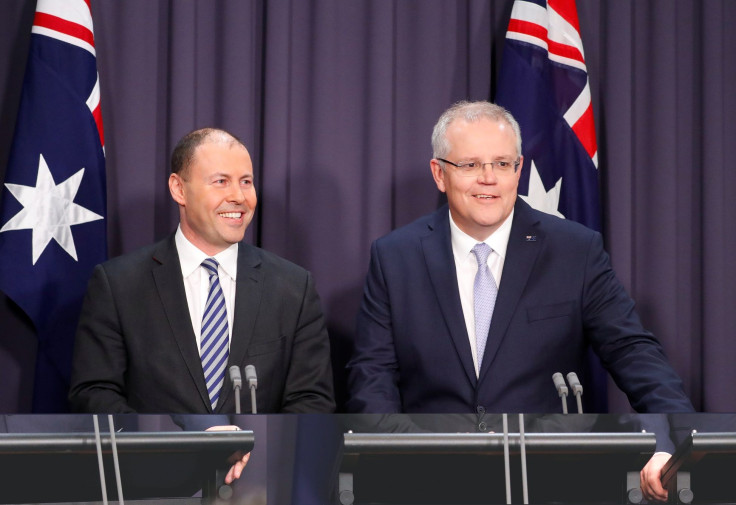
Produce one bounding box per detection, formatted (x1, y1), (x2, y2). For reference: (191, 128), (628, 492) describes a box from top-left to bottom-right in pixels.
(225, 451), (250, 484)
(205, 425), (251, 484)
(640, 452), (671, 503)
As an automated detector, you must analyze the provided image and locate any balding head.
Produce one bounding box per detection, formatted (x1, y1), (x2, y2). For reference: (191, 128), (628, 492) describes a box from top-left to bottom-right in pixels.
(171, 128), (247, 179)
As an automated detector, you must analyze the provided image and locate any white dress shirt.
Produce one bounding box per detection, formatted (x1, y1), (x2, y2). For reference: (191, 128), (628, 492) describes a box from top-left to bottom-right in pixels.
(175, 226), (238, 352)
(449, 209), (514, 376)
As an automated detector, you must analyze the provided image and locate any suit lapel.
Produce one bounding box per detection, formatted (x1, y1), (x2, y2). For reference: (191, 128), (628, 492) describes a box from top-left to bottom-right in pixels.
(479, 199), (542, 380)
(421, 207), (478, 386)
(217, 243), (264, 410)
(151, 235), (212, 411)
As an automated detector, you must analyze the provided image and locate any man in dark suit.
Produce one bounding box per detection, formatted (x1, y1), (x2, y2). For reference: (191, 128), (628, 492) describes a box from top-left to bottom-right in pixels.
(347, 100), (693, 502)
(347, 101), (692, 415)
(69, 128), (334, 415)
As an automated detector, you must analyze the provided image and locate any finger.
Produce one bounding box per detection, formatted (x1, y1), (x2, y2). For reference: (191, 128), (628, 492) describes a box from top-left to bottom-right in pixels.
(225, 466), (237, 485)
(224, 453), (251, 484)
(641, 472), (667, 503)
(206, 425), (241, 432)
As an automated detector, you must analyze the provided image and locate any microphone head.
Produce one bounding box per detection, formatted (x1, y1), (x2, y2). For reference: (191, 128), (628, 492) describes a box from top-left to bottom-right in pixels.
(552, 372), (568, 396)
(566, 372), (583, 395)
(229, 365), (242, 388)
(245, 364), (258, 389)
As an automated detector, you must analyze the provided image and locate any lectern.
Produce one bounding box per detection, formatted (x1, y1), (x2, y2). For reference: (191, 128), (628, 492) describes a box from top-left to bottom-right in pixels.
(0, 430), (254, 504)
(339, 432), (655, 504)
(662, 432), (736, 504)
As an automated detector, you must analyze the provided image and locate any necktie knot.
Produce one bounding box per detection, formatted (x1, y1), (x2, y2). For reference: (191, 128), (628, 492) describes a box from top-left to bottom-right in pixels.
(202, 257), (219, 277)
(472, 242), (492, 266)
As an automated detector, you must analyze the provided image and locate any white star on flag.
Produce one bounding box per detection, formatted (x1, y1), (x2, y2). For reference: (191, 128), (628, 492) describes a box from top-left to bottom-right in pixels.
(0, 154), (103, 264)
(520, 160), (565, 219)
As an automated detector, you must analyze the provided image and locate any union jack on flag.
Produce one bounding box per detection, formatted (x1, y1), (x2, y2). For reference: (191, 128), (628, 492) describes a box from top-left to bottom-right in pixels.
(496, 0), (600, 232)
(495, 0), (606, 410)
(0, 0), (106, 412)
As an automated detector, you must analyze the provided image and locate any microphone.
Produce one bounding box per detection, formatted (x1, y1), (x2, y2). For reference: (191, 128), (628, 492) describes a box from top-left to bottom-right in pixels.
(566, 371), (584, 414)
(229, 365), (242, 414)
(552, 372), (568, 414)
(245, 365), (258, 414)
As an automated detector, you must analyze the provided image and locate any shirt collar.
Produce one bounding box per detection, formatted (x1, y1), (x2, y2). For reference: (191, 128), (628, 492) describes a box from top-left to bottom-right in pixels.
(449, 207), (514, 261)
(174, 226), (239, 280)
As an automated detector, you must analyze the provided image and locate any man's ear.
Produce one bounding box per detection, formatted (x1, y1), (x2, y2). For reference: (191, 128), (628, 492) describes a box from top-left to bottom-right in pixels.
(511, 155), (524, 186)
(169, 173), (186, 205)
(430, 159), (447, 193)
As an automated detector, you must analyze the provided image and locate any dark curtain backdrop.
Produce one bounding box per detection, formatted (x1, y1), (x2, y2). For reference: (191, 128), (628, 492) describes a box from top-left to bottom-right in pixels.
(1, 0), (734, 413)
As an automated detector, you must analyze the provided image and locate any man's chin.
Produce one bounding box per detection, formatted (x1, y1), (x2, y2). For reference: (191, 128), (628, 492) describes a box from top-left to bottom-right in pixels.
(224, 233), (246, 245)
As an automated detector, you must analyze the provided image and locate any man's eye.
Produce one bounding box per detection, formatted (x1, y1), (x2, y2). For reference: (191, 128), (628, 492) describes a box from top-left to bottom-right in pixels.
(463, 162), (478, 169)
(497, 161), (510, 168)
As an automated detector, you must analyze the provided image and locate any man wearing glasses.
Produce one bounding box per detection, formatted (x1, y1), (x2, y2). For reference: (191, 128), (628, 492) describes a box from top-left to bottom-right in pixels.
(347, 100), (692, 415)
(347, 101), (693, 501)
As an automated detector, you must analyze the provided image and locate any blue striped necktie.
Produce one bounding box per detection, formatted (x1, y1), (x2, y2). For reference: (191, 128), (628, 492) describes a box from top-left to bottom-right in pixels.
(200, 257), (230, 410)
(472, 243), (498, 369)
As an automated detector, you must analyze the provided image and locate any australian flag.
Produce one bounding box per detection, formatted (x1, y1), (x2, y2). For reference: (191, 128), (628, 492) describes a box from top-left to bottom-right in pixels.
(496, 0), (600, 230)
(495, 0), (606, 410)
(0, 0), (106, 412)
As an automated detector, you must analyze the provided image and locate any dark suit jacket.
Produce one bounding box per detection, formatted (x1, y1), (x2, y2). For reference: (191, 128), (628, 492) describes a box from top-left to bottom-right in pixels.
(69, 234), (335, 414)
(347, 199), (693, 414)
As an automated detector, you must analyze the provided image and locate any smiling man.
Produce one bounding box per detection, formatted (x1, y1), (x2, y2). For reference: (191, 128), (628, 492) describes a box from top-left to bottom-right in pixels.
(69, 128), (334, 414)
(347, 101), (692, 417)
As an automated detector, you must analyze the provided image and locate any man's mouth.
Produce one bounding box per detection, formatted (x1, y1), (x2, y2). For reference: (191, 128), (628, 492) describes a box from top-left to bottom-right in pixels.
(219, 212), (243, 219)
(473, 194), (497, 200)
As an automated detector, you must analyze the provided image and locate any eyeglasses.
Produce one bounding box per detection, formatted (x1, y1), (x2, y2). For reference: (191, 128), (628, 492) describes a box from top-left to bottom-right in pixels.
(437, 157), (520, 177)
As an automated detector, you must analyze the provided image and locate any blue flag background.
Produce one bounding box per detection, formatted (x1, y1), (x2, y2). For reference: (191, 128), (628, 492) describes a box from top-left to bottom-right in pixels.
(496, 0), (600, 230)
(0, 1), (106, 412)
(495, 0), (606, 411)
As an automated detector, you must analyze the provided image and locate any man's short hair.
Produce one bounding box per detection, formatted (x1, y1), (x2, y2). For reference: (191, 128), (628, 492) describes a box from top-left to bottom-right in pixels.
(431, 101), (522, 160)
(170, 127), (246, 178)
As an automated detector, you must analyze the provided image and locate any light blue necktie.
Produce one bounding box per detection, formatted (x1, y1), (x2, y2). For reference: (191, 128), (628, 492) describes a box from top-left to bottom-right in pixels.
(472, 243), (498, 369)
(200, 257), (230, 409)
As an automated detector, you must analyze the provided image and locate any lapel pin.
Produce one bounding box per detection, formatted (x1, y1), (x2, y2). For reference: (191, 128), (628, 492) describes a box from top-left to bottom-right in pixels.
(525, 235), (537, 242)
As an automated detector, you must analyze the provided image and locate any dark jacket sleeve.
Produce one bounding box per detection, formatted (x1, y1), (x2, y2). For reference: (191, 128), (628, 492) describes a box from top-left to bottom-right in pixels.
(581, 232), (694, 413)
(278, 271), (336, 413)
(68, 264), (136, 413)
(346, 239), (403, 413)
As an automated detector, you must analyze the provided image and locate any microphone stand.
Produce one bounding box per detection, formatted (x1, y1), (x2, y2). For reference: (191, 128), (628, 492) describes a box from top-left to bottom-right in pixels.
(519, 413), (528, 504)
(108, 415), (125, 505)
(249, 384), (257, 414)
(502, 413), (512, 504)
(92, 415), (109, 505)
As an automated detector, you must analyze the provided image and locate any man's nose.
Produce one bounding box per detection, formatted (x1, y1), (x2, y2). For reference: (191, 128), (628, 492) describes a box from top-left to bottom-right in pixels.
(477, 163), (498, 183)
(228, 184), (247, 203)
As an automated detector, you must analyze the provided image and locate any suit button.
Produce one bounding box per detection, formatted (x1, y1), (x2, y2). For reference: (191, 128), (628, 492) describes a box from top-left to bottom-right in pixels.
(478, 422), (487, 432)
(476, 405), (485, 414)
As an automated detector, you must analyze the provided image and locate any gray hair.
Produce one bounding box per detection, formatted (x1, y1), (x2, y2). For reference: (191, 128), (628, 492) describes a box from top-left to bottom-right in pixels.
(431, 101), (522, 160)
